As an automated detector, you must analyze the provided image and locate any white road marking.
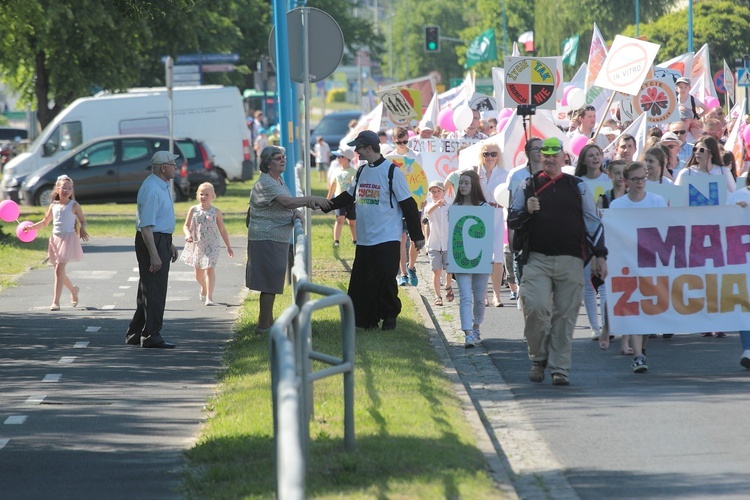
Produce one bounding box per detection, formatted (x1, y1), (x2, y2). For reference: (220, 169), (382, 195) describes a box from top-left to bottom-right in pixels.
(102, 305), (115, 310)
(85, 327), (101, 332)
(42, 374), (62, 382)
(4, 416), (27, 425)
(59, 356), (76, 364)
(170, 272), (197, 282)
(0, 439), (8, 449)
(132, 267), (139, 272)
(119, 286), (131, 289)
(127, 277), (139, 282)
(24, 395), (46, 405)
(74, 342), (89, 348)
(113, 293), (125, 297)
(69, 270), (117, 279)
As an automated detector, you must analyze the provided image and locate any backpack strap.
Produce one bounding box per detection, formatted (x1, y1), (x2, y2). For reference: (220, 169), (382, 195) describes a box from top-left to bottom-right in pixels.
(690, 95), (699, 119)
(352, 162), (396, 208)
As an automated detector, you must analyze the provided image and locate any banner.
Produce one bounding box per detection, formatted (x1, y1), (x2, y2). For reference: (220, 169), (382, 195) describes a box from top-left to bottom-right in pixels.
(465, 29), (498, 69)
(603, 206), (750, 334)
(503, 56), (560, 110)
(724, 59), (736, 105)
(376, 88), (418, 126)
(447, 205), (494, 274)
(584, 23), (607, 92)
(384, 153), (428, 204)
(562, 34), (580, 66)
(632, 75), (681, 125)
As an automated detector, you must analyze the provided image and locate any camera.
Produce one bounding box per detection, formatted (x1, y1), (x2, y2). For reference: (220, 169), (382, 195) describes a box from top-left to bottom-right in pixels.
(517, 104), (536, 116)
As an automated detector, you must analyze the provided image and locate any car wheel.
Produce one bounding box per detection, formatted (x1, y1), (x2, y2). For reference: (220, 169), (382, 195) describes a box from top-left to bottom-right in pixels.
(36, 186), (55, 206)
(214, 175), (227, 197)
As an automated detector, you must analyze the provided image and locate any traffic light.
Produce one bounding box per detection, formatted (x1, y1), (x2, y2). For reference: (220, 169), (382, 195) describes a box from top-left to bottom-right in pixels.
(424, 26), (440, 53)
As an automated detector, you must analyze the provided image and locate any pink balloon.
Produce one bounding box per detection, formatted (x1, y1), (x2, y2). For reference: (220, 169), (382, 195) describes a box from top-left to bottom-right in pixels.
(438, 108), (456, 132)
(408, 130), (415, 138)
(497, 116), (510, 132)
(498, 108), (514, 119)
(570, 135), (588, 156)
(16, 221), (37, 243)
(742, 125), (750, 145)
(705, 96), (720, 110)
(0, 199), (20, 222)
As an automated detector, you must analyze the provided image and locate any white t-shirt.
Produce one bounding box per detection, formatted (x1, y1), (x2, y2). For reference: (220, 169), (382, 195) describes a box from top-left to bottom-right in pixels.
(347, 159), (412, 246)
(609, 191), (668, 209)
(314, 142), (331, 164)
(506, 164), (532, 200)
(674, 164), (736, 194)
(424, 202), (449, 251)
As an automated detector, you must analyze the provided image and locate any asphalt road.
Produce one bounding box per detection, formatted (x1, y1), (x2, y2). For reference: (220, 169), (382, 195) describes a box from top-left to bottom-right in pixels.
(409, 255), (750, 500)
(0, 236), (247, 499)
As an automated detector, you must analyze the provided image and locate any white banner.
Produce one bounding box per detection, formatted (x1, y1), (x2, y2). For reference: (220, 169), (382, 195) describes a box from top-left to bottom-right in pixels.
(603, 206), (750, 334)
(447, 205), (494, 274)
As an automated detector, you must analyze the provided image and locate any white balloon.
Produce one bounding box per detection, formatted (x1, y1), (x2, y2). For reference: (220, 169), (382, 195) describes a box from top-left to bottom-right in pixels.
(567, 88), (585, 110)
(494, 183), (510, 208)
(453, 104), (474, 130)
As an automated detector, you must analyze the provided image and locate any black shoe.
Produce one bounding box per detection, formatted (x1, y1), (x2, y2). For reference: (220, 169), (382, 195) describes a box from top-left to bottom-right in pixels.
(381, 317), (397, 331)
(125, 338), (140, 346)
(142, 341), (175, 349)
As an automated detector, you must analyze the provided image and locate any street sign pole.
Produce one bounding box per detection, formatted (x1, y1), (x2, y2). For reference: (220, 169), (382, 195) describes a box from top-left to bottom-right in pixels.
(165, 56), (175, 202)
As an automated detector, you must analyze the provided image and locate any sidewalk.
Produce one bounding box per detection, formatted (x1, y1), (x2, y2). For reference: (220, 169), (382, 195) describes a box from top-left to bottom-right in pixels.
(0, 236), (247, 499)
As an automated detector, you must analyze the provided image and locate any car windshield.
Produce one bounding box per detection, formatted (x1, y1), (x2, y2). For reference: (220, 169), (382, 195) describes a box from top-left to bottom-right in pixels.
(315, 115), (356, 135)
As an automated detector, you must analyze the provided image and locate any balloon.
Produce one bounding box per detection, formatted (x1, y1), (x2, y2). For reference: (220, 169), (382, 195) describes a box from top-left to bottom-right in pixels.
(705, 96), (720, 110)
(16, 221), (37, 243)
(570, 135), (589, 156)
(408, 130), (416, 138)
(0, 199), (20, 223)
(453, 104), (473, 130)
(494, 183), (510, 208)
(497, 116), (510, 132)
(498, 107), (514, 119)
(567, 88), (585, 110)
(561, 85), (575, 106)
(742, 125), (750, 145)
(438, 108), (456, 132)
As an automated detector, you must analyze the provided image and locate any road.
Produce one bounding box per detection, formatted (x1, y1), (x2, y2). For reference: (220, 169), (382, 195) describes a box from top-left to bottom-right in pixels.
(409, 255), (750, 500)
(0, 237), (247, 499)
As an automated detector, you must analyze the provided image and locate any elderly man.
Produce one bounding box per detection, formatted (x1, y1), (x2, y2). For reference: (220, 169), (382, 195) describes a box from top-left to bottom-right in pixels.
(508, 138), (608, 385)
(668, 120), (695, 170)
(125, 151), (180, 348)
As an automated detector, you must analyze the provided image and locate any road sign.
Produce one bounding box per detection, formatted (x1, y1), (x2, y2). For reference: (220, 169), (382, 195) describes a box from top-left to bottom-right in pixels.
(737, 68), (750, 87)
(594, 35), (660, 96)
(714, 70), (726, 94)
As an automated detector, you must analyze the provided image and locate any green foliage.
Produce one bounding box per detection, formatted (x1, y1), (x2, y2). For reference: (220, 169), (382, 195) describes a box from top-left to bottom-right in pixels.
(326, 88), (347, 103)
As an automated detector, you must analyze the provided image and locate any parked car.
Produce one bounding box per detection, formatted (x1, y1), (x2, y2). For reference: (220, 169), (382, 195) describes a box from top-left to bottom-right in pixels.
(310, 110), (361, 151)
(17, 135), (191, 206)
(0, 127), (28, 142)
(175, 138), (226, 196)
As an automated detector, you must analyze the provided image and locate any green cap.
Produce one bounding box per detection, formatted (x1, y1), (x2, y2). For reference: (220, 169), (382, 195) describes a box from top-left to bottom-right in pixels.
(540, 137), (563, 155)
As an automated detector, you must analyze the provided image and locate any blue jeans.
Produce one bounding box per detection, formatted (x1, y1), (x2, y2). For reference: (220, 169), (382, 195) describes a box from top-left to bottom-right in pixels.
(741, 331), (750, 350)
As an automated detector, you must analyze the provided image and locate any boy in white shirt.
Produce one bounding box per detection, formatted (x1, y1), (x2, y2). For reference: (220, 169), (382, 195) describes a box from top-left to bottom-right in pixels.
(423, 180), (451, 305)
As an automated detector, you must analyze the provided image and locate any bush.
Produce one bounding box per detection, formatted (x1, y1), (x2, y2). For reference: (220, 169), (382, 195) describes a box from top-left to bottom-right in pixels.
(326, 88), (346, 103)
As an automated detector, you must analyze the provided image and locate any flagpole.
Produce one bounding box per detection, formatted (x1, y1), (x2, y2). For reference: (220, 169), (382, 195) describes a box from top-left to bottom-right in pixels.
(592, 91), (618, 142)
(502, 0), (507, 57)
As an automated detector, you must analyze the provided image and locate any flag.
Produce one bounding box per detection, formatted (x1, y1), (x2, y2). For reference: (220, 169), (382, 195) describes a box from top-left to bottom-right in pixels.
(724, 98), (746, 177)
(518, 31), (534, 52)
(562, 35), (580, 66)
(340, 103), (383, 147)
(656, 52), (693, 79)
(491, 67), (505, 108)
(465, 29), (498, 69)
(438, 71), (474, 110)
(421, 92), (439, 129)
(584, 23), (607, 92)
(691, 44), (717, 102)
(602, 112), (647, 162)
(724, 59), (736, 105)
(512, 42), (520, 57)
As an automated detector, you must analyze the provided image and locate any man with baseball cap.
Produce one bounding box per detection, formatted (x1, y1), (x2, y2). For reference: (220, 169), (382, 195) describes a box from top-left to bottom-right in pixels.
(125, 151), (181, 348)
(508, 137), (608, 386)
(323, 130), (425, 331)
(675, 76), (706, 121)
(659, 131), (682, 177)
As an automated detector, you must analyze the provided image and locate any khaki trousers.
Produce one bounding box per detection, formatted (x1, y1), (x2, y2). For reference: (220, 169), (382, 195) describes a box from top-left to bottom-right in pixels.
(521, 253), (584, 376)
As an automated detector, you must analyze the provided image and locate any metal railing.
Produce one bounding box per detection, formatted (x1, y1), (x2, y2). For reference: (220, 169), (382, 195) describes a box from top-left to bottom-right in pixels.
(269, 219), (356, 498)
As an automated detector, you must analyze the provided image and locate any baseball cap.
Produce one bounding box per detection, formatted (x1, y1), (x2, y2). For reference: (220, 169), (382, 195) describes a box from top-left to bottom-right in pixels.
(347, 130), (380, 147)
(676, 76), (691, 86)
(428, 180), (445, 191)
(151, 151), (179, 165)
(601, 126), (617, 137)
(332, 148), (355, 160)
(540, 137), (563, 155)
(420, 120), (434, 131)
(660, 131), (680, 143)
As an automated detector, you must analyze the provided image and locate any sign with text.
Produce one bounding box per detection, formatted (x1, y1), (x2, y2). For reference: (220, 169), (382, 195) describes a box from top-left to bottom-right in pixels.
(594, 36), (660, 95)
(447, 205), (494, 274)
(603, 206), (750, 334)
(633, 76), (680, 124)
(503, 57), (559, 110)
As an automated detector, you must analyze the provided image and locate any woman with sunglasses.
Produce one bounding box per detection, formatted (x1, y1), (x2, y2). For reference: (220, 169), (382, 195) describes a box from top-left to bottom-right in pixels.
(674, 136), (736, 194)
(474, 142), (508, 307)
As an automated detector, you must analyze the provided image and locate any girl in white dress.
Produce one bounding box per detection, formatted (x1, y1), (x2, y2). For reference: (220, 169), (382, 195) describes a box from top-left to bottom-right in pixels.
(180, 183), (234, 305)
(29, 175), (89, 310)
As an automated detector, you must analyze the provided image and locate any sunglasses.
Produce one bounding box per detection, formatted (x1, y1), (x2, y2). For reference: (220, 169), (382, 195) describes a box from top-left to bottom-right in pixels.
(693, 146), (706, 153)
(482, 151), (499, 157)
(394, 140), (409, 145)
(673, 130), (687, 135)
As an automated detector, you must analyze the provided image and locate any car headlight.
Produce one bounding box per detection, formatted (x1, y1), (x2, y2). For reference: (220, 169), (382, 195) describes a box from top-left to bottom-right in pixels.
(25, 175), (41, 187)
(6, 177), (21, 188)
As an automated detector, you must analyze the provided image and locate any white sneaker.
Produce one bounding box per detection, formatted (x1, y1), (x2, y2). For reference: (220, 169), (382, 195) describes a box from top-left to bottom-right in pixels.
(472, 328), (482, 344)
(741, 350), (750, 370)
(464, 333), (476, 348)
(205, 299), (214, 306)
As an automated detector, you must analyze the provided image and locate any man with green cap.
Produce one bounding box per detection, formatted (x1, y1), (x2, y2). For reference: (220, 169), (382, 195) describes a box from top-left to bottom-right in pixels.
(508, 137), (608, 386)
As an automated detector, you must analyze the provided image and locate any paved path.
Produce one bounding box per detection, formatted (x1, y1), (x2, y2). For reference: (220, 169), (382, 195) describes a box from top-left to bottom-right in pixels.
(408, 254), (750, 500)
(0, 236), (247, 499)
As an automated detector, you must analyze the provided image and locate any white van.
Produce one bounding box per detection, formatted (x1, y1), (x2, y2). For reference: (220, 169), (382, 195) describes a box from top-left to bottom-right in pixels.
(1, 85), (253, 198)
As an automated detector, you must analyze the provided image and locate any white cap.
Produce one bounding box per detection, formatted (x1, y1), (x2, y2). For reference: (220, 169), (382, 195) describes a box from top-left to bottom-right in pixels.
(332, 148), (355, 160)
(600, 126), (617, 136)
(420, 120), (434, 131)
(151, 151), (179, 165)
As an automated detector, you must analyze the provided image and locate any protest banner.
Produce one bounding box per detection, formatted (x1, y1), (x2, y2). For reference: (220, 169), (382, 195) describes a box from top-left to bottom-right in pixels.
(594, 35), (660, 96)
(603, 205), (750, 334)
(504, 56), (560, 110)
(673, 174), (730, 207)
(376, 88), (419, 126)
(447, 205), (494, 274)
(385, 153), (428, 204)
(632, 75), (681, 125)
